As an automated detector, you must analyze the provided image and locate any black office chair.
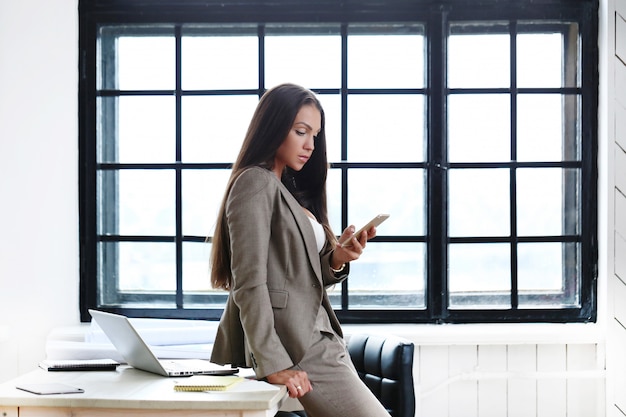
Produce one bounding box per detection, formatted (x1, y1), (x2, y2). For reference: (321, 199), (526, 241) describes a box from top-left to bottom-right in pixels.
(276, 333), (415, 417)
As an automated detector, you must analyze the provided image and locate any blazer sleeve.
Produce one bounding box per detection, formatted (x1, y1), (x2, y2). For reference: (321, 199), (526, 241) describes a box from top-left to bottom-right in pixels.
(320, 244), (350, 287)
(225, 168), (294, 377)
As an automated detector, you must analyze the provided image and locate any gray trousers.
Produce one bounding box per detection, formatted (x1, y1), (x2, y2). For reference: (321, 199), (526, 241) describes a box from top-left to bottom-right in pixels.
(294, 330), (391, 417)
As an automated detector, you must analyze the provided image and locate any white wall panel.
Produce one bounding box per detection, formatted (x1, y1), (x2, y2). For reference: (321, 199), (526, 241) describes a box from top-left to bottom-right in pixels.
(616, 146), (626, 194)
(617, 58), (626, 109)
(508, 345), (537, 417)
(567, 344), (603, 417)
(478, 345), (507, 417)
(617, 191), (626, 239)
(615, 278), (626, 327)
(419, 345), (449, 417)
(612, 321), (626, 413)
(537, 344), (566, 417)
(610, 404), (626, 417)
(413, 342), (600, 417)
(612, 2), (626, 417)
(617, 232), (626, 281)
(617, 101), (626, 152)
(617, 13), (626, 64)
(613, 279), (626, 327)
(449, 345), (478, 417)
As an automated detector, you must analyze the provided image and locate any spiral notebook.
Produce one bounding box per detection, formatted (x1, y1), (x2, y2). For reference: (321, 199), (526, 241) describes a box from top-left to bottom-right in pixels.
(39, 358), (120, 372)
(173, 375), (244, 392)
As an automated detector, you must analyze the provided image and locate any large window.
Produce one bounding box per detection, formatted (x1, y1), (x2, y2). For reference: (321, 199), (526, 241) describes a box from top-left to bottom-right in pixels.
(79, 0), (598, 323)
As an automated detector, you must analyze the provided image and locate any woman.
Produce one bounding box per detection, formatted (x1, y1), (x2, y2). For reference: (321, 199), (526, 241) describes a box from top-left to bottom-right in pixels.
(210, 83), (390, 417)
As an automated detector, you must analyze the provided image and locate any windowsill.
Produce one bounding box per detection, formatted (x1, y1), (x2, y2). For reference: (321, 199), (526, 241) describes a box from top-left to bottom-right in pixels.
(44, 321), (604, 362)
(342, 322), (605, 346)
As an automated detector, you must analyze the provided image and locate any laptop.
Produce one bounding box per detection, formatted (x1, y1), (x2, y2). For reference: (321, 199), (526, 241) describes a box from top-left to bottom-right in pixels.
(89, 309), (238, 377)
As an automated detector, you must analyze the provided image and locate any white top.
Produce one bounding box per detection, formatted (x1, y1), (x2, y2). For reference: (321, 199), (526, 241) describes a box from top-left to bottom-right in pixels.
(307, 216), (325, 253)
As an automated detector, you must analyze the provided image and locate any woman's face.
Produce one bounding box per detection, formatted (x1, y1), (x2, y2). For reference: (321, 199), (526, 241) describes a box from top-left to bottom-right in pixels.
(273, 104), (321, 178)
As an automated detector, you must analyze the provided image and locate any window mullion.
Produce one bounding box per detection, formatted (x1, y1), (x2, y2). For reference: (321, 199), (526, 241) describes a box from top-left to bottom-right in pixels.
(258, 24), (265, 92)
(510, 20), (519, 310)
(579, 1), (599, 318)
(340, 23), (349, 311)
(428, 10), (448, 322)
(175, 25), (183, 308)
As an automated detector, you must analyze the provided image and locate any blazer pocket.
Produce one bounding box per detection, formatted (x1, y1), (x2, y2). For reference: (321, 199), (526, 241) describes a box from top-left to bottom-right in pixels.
(268, 289), (289, 309)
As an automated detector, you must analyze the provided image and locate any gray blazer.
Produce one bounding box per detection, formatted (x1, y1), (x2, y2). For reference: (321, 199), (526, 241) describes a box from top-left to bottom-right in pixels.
(210, 166), (349, 378)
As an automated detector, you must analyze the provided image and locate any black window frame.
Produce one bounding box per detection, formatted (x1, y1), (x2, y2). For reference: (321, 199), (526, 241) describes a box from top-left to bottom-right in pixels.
(79, 0), (599, 323)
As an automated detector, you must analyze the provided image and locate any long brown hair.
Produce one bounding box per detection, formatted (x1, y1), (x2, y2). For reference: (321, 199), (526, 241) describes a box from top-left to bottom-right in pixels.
(210, 83), (335, 290)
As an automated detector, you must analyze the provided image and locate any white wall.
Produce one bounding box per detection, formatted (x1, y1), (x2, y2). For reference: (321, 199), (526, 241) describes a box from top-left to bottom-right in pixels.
(0, 0), (80, 380)
(606, 0), (626, 414)
(0, 2), (619, 417)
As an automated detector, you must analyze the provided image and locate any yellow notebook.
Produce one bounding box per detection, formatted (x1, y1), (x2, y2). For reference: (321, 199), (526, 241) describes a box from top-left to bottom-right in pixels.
(173, 375), (244, 392)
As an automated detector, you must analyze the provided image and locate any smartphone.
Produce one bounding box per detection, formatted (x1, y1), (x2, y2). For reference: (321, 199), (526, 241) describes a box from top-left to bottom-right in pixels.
(339, 214), (390, 246)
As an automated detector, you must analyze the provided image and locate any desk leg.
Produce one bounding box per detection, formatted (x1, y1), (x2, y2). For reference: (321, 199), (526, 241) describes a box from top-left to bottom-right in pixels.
(0, 408), (18, 417)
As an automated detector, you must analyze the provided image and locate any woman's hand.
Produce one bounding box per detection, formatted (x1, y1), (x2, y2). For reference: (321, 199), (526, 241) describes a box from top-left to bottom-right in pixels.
(332, 225), (377, 268)
(266, 369), (312, 398)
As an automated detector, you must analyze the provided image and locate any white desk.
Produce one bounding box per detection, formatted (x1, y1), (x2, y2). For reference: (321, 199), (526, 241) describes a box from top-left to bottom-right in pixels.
(0, 366), (287, 417)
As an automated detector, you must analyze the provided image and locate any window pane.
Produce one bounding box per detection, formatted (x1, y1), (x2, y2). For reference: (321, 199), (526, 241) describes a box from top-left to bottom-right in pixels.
(182, 95), (259, 163)
(183, 241), (211, 292)
(517, 22), (579, 89)
(317, 94), (342, 162)
(347, 242), (426, 309)
(448, 94), (511, 163)
(449, 243), (511, 309)
(517, 33), (562, 88)
(448, 23), (510, 88)
(117, 36), (175, 90)
(182, 170), (230, 237)
(448, 168), (510, 237)
(182, 31), (258, 90)
(518, 242), (580, 308)
(98, 170), (175, 236)
(265, 25), (341, 88)
(348, 94), (425, 162)
(348, 24), (425, 89)
(348, 169), (425, 236)
(99, 241), (176, 295)
(517, 168), (580, 236)
(97, 96), (176, 164)
(326, 168), (342, 234)
(517, 94), (580, 162)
